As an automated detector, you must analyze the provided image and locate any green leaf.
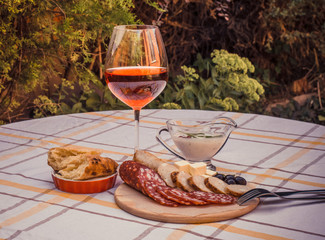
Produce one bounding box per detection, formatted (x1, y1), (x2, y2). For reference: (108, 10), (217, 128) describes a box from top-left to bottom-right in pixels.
(72, 102), (83, 113)
(86, 94), (101, 110)
(59, 103), (72, 114)
(318, 115), (325, 122)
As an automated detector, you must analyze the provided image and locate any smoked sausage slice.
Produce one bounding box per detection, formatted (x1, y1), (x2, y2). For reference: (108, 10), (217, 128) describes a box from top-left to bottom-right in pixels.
(119, 161), (178, 206)
(119, 160), (166, 193)
(157, 185), (209, 205)
(188, 191), (236, 204)
(143, 181), (179, 207)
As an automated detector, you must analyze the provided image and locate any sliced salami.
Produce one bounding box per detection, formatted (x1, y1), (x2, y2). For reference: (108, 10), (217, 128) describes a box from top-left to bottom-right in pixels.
(156, 185), (193, 205)
(139, 166), (166, 186)
(158, 185), (209, 205)
(188, 191), (236, 204)
(119, 161), (143, 191)
(119, 160), (166, 193)
(143, 181), (179, 207)
(119, 161), (175, 206)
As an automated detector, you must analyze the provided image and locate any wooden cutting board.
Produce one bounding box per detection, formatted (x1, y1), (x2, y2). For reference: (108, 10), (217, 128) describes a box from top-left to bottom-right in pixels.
(114, 183), (259, 223)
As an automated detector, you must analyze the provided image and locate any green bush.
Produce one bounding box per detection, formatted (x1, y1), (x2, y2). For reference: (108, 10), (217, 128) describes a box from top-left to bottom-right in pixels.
(268, 95), (325, 124)
(149, 49), (265, 112)
(262, 0), (324, 86)
(0, 0), (143, 123)
(1, 0), (323, 125)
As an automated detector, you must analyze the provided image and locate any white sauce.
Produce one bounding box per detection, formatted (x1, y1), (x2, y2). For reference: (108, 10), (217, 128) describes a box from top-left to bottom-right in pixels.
(172, 134), (226, 161)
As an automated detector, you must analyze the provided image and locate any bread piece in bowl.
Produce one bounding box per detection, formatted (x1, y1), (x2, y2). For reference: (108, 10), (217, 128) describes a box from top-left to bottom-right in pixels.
(48, 147), (101, 171)
(48, 147), (118, 180)
(57, 155), (118, 180)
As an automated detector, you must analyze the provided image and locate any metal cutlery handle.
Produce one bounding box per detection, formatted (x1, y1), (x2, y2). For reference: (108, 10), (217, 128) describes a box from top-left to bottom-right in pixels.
(237, 188), (325, 205)
(271, 189), (325, 197)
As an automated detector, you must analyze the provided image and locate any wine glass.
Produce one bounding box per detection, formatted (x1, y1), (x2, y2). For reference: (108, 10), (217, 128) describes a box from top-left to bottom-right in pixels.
(104, 25), (168, 151)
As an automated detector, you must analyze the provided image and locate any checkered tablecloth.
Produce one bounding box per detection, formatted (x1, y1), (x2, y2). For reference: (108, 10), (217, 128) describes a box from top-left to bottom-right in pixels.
(1, 109), (325, 240)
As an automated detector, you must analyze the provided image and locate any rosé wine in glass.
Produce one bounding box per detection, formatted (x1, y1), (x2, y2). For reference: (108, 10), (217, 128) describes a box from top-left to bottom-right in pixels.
(105, 25), (168, 151)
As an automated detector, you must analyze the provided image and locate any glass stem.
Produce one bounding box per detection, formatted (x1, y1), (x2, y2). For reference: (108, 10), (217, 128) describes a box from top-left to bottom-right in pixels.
(134, 109), (140, 152)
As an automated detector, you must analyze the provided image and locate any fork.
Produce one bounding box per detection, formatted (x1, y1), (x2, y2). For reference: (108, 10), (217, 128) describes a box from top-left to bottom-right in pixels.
(237, 188), (325, 205)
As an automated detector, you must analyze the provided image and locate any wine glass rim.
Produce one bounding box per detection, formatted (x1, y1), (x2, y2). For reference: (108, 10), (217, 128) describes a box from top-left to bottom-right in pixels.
(114, 25), (159, 31)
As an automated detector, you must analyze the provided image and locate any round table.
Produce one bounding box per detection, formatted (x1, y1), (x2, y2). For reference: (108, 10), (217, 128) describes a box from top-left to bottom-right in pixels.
(0, 109), (324, 240)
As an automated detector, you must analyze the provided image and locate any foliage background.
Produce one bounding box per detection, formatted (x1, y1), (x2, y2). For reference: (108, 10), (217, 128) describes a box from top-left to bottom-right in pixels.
(1, 0), (324, 125)
(135, 0), (325, 123)
(0, 0), (139, 123)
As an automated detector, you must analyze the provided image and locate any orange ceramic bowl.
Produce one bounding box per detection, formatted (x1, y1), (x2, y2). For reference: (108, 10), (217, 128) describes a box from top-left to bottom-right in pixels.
(52, 172), (117, 194)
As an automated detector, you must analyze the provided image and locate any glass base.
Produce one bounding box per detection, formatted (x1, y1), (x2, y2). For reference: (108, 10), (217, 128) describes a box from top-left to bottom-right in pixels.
(205, 161), (216, 171)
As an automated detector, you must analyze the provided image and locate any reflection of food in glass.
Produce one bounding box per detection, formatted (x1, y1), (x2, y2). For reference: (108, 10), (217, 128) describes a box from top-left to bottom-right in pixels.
(172, 133), (226, 161)
(105, 66), (167, 110)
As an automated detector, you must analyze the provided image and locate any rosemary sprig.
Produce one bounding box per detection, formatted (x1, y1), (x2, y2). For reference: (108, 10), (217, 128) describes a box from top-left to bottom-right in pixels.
(180, 132), (223, 138)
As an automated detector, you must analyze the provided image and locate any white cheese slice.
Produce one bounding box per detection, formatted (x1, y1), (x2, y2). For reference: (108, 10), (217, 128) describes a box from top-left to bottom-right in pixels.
(205, 169), (216, 176)
(189, 162), (207, 175)
(174, 160), (190, 173)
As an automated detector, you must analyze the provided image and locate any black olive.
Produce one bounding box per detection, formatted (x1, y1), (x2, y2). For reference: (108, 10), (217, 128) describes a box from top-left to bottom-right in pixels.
(235, 176), (247, 185)
(226, 178), (236, 185)
(224, 175), (235, 181)
(214, 173), (225, 181)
